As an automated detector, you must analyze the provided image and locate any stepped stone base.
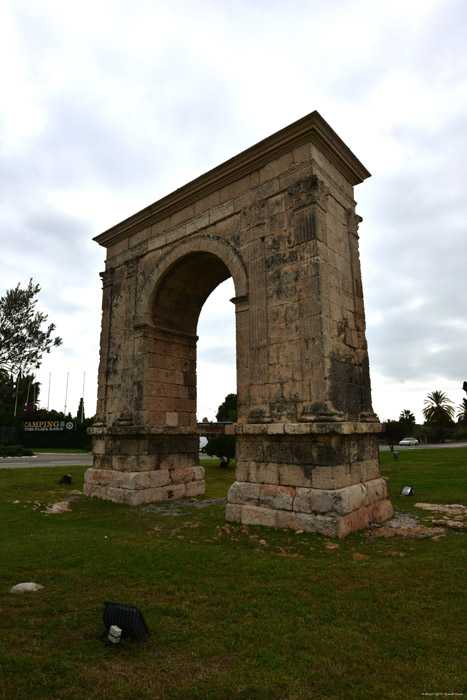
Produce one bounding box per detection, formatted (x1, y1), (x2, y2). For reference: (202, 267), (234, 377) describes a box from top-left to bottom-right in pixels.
(226, 478), (393, 538)
(83, 426), (205, 506)
(84, 465), (205, 506)
(225, 423), (393, 537)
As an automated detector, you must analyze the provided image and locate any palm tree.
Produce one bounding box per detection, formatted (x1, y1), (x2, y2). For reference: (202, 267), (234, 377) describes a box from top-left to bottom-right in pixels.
(399, 409), (416, 422)
(457, 399), (467, 425)
(457, 381), (467, 425)
(399, 409), (416, 436)
(422, 391), (455, 442)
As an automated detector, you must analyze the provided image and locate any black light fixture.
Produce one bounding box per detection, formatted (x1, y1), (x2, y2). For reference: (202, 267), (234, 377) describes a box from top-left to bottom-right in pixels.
(400, 485), (414, 496)
(103, 602), (149, 643)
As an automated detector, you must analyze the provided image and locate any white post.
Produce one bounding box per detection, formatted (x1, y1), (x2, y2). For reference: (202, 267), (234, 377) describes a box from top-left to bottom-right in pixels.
(64, 372), (69, 415)
(81, 372), (86, 423)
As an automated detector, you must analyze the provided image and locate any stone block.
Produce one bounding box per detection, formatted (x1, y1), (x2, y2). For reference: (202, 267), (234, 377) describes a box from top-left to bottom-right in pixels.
(234, 460), (251, 482)
(136, 455), (160, 471)
(170, 467), (196, 484)
(240, 505), (279, 528)
(294, 482), (368, 516)
(127, 470), (171, 489)
(266, 423), (285, 435)
(311, 465), (353, 490)
(162, 484), (187, 500)
(365, 477), (389, 503)
(84, 468), (116, 486)
(355, 459), (381, 483)
(192, 466), (205, 481)
(116, 455), (142, 472)
(92, 439), (106, 455)
(166, 411), (179, 426)
(259, 484), (295, 511)
(210, 200), (234, 223)
(303, 513), (340, 538)
(105, 486), (129, 504)
(92, 455), (111, 470)
(249, 462), (280, 485)
(186, 212), (210, 234)
(278, 464), (314, 487)
(225, 503), (242, 522)
(185, 480), (206, 497)
(160, 453), (196, 469)
(227, 481), (261, 505)
(340, 500), (382, 536)
(83, 482), (108, 499)
(284, 423), (312, 435)
(276, 510), (300, 530)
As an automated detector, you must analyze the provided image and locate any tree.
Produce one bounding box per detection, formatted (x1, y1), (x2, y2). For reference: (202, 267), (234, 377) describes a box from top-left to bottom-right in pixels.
(205, 393), (238, 466)
(76, 398), (85, 423)
(216, 393), (237, 422)
(422, 391), (455, 442)
(205, 434), (235, 466)
(381, 419), (403, 451)
(399, 409), (416, 436)
(0, 279), (62, 377)
(0, 370), (40, 423)
(456, 381), (467, 425)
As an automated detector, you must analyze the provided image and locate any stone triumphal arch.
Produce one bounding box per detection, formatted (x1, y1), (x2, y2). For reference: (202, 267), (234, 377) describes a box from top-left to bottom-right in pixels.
(84, 111), (393, 537)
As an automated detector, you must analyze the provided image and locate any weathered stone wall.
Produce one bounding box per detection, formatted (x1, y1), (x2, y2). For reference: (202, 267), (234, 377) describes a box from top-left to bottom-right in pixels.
(84, 111), (393, 535)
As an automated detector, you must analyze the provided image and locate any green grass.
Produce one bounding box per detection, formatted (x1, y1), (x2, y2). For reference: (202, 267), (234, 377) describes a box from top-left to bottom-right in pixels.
(0, 449), (465, 700)
(31, 447), (91, 454)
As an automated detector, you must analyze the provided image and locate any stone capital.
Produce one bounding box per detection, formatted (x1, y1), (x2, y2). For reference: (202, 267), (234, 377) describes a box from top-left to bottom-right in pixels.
(288, 174), (330, 211)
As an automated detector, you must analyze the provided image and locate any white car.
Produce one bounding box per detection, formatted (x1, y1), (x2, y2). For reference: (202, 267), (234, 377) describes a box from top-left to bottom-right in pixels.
(399, 437), (419, 446)
(199, 436), (208, 453)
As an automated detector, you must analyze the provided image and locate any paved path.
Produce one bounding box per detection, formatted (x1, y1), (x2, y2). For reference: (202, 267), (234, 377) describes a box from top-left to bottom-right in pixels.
(1, 443), (465, 469)
(0, 451), (209, 469)
(0, 453), (94, 469)
(380, 441), (467, 452)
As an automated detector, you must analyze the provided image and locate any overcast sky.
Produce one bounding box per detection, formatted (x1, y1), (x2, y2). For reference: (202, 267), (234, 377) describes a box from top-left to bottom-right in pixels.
(1, 0), (466, 424)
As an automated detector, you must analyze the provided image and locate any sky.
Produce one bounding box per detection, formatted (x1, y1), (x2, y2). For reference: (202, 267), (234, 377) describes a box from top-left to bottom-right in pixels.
(1, 0), (466, 424)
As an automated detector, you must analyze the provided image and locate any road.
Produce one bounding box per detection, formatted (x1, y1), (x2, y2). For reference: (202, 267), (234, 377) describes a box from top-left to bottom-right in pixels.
(1, 442), (466, 469)
(0, 453), (94, 469)
(379, 441), (467, 452)
(0, 451), (210, 469)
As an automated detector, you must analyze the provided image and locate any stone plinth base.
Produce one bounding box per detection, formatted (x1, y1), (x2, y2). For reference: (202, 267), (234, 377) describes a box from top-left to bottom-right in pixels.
(84, 465), (205, 506)
(226, 422), (393, 538)
(84, 426), (205, 506)
(226, 479), (393, 538)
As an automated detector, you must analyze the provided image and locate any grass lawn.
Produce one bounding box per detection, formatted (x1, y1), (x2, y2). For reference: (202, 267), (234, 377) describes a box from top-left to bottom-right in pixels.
(31, 448), (91, 454)
(0, 449), (465, 700)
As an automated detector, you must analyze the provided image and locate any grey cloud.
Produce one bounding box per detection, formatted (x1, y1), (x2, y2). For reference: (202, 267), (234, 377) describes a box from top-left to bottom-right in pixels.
(198, 347), (236, 367)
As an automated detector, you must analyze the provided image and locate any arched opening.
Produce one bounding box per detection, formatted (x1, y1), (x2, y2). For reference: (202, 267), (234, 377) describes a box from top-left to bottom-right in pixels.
(197, 277), (236, 423)
(152, 252), (232, 335)
(142, 250), (246, 432)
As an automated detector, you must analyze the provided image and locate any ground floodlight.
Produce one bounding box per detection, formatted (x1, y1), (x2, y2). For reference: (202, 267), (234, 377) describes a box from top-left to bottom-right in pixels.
(103, 602), (149, 643)
(400, 485), (414, 496)
(108, 625), (122, 644)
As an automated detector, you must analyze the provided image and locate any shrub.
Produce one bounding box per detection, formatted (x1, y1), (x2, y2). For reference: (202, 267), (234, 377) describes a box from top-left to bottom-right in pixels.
(0, 444), (34, 458)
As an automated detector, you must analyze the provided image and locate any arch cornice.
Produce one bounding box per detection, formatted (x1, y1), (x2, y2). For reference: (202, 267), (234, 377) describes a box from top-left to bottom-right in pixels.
(94, 111), (370, 248)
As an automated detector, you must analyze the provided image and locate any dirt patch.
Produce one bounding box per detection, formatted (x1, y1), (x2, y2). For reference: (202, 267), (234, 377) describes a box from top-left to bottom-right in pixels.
(42, 500), (72, 514)
(368, 510), (444, 538)
(368, 505), (466, 538)
(415, 503), (467, 515)
(142, 497), (227, 516)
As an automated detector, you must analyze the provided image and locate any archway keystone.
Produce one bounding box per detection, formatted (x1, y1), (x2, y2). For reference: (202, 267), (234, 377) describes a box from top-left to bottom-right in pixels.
(84, 111), (393, 537)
